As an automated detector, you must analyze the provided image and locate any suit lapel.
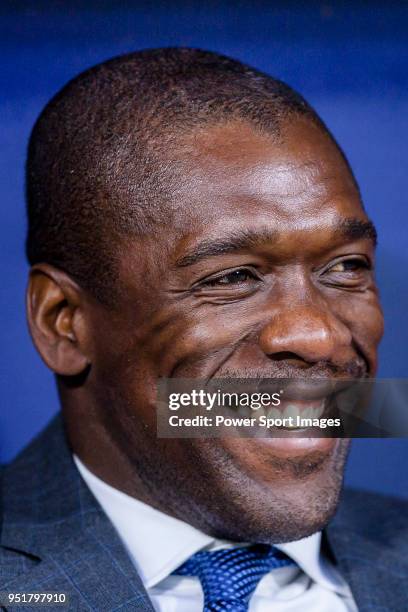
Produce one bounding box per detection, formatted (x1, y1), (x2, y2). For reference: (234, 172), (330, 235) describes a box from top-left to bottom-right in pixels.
(2, 528), (154, 611)
(326, 490), (408, 611)
(1, 415), (154, 611)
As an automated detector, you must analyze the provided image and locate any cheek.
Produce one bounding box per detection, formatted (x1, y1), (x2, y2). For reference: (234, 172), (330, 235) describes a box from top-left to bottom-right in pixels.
(139, 301), (260, 376)
(87, 304), (256, 431)
(334, 291), (384, 367)
(88, 304), (242, 382)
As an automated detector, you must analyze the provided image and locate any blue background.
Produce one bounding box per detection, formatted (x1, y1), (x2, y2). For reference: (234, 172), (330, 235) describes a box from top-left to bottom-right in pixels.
(1, 1), (407, 497)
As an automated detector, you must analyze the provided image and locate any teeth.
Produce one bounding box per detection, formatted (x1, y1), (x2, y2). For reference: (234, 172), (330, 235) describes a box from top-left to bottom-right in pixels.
(257, 407), (266, 419)
(282, 399), (326, 421)
(313, 402), (325, 418)
(263, 399), (326, 428)
(283, 404), (299, 420)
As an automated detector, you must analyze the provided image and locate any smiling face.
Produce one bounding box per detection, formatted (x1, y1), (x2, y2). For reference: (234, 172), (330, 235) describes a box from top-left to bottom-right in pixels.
(58, 116), (384, 542)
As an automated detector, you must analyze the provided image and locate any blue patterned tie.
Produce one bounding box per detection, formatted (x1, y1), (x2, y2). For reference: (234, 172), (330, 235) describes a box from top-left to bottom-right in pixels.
(173, 544), (296, 611)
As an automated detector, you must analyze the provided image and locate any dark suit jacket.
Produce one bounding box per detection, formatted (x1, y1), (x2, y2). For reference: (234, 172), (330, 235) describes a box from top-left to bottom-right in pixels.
(1, 415), (408, 611)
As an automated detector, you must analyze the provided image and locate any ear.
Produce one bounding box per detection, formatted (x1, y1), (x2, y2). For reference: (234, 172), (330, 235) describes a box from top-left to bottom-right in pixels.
(26, 264), (91, 376)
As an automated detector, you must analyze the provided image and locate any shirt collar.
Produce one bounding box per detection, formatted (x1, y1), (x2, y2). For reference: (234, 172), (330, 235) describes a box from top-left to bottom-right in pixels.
(276, 534), (349, 594)
(74, 455), (349, 595)
(74, 455), (213, 587)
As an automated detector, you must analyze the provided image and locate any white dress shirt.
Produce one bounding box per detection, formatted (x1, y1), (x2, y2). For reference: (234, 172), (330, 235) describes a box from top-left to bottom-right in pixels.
(74, 456), (357, 611)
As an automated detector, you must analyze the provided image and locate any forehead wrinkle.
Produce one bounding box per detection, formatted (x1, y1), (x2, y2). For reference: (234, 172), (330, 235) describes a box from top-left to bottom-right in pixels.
(187, 164), (358, 212)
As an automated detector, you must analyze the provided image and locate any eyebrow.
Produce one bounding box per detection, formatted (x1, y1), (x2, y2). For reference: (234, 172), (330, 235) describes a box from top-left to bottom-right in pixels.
(175, 218), (377, 268)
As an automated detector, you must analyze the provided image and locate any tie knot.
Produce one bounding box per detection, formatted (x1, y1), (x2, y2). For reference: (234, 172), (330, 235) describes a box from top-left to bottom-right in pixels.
(174, 544), (295, 611)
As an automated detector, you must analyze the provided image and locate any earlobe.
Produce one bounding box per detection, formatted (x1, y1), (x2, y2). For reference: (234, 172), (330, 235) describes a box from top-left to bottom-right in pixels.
(26, 264), (90, 376)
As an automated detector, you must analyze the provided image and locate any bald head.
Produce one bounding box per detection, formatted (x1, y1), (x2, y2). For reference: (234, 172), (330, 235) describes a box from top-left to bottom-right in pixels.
(26, 47), (347, 304)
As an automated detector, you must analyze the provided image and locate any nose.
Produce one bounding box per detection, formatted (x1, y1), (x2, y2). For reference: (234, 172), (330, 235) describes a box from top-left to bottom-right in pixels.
(258, 304), (353, 366)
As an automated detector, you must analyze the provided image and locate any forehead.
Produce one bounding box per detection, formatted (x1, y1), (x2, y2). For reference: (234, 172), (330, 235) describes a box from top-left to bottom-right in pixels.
(171, 117), (364, 233)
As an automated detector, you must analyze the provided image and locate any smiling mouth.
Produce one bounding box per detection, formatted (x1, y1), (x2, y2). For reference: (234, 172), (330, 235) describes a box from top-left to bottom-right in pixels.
(251, 395), (341, 434)
(249, 378), (356, 431)
(268, 398), (326, 422)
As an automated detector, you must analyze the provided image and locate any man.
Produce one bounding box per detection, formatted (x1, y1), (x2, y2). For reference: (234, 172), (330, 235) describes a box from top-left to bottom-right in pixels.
(1, 47), (407, 611)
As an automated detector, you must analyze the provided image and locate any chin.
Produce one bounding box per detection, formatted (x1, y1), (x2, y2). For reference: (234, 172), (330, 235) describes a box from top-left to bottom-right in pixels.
(193, 438), (350, 543)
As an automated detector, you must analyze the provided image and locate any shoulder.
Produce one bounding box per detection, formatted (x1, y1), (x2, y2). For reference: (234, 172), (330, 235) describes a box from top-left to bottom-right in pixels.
(0, 464), (23, 583)
(0, 464), (3, 535)
(333, 487), (408, 546)
(338, 487), (408, 524)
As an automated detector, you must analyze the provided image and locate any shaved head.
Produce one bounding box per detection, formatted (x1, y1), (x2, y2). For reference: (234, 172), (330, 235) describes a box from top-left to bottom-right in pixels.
(26, 47), (349, 304)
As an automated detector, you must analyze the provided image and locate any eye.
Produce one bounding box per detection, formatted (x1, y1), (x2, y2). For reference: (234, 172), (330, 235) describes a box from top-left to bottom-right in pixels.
(200, 268), (260, 287)
(320, 256), (372, 289)
(327, 258), (371, 273)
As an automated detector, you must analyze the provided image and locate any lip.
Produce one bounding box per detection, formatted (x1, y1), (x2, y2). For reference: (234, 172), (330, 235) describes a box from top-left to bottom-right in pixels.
(225, 381), (348, 457)
(253, 395), (341, 440)
(249, 434), (339, 457)
(256, 378), (355, 402)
